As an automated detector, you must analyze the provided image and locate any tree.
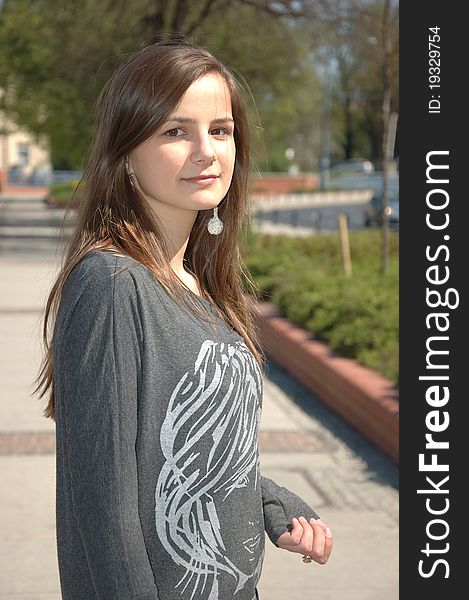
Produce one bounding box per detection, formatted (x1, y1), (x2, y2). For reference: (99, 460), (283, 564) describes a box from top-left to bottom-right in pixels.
(0, 0), (321, 170)
(0, 0), (398, 172)
(297, 0), (399, 164)
(0, 0), (150, 167)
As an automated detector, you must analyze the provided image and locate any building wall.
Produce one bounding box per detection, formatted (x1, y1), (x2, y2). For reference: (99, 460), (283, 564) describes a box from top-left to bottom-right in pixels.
(0, 112), (51, 176)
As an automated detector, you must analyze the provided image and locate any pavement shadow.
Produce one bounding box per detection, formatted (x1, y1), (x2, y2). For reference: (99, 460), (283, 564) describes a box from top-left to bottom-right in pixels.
(264, 359), (399, 492)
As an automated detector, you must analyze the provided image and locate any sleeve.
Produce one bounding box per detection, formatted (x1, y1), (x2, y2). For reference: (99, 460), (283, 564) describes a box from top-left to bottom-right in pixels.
(54, 261), (160, 599)
(260, 474), (320, 548)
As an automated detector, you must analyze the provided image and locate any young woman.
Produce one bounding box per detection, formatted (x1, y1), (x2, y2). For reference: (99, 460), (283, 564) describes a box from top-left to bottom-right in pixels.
(35, 38), (333, 600)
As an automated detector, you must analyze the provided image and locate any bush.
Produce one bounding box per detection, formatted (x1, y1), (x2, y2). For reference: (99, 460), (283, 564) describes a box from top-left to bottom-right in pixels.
(47, 180), (82, 204)
(243, 229), (399, 386)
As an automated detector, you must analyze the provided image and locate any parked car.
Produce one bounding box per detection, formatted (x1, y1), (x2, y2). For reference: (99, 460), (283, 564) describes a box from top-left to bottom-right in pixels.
(330, 158), (375, 174)
(364, 190), (399, 229)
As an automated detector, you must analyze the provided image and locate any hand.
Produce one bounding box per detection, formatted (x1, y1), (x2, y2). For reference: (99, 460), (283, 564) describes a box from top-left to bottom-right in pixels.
(275, 516), (333, 565)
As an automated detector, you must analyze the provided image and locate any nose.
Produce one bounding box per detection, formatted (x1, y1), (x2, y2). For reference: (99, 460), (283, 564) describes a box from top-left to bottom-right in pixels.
(190, 132), (216, 165)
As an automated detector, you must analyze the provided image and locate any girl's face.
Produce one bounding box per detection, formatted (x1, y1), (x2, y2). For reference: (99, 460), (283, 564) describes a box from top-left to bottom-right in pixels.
(128, 72), (236, 216)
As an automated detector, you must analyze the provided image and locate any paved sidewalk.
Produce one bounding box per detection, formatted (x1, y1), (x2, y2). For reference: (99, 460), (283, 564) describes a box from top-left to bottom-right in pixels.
(0, 195), (398, 599)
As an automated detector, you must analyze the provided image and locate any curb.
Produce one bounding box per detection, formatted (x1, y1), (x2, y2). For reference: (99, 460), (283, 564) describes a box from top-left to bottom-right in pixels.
(0, 186), (49, 196)
(247, 297), (399, 464)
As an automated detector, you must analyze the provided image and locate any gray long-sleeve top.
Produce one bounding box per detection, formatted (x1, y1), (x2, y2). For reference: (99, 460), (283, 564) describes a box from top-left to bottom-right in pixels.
(53, 250), (320, 600)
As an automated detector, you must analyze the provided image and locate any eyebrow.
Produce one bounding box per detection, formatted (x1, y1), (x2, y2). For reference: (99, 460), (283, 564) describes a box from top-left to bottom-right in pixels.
(165, 116), (235, 124)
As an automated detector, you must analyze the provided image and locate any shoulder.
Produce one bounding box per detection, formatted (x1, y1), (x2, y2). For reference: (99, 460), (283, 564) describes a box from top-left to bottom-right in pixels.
(60, 250), (150, 313)
(66, 250), (148, 290)
(56, 251), (150, 341)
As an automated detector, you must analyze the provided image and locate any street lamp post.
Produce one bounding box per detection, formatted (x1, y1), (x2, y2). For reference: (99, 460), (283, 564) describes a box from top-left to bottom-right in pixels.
(319, 60), (332, 190)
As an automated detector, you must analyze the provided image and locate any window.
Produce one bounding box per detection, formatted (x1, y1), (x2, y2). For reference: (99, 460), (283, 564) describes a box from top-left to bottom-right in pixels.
(17, 143), (30, 166)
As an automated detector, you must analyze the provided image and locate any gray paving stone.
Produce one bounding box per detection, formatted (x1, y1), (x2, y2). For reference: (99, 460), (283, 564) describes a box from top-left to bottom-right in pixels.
(0, 193), (399, 599)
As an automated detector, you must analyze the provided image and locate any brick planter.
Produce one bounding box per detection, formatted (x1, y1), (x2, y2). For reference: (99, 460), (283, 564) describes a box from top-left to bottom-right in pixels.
(247, 297), (399, 463)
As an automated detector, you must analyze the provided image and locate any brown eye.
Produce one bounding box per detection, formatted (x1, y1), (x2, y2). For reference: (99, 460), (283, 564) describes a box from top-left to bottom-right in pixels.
(164, 128), (184, 137)
(211, 127), (230, 136)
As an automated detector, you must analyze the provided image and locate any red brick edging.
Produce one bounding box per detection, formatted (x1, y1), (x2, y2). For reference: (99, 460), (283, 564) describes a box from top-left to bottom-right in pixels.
(247, 297), (399, 463)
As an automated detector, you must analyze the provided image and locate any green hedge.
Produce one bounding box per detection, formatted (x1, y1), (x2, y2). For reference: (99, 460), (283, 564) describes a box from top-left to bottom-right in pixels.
(48, 180), (81, 202)
(243, 229), (399, 387)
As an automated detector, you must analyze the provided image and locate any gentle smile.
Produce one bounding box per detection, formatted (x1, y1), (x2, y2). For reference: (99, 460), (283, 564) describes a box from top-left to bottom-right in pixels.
(183, 175), (220, 185)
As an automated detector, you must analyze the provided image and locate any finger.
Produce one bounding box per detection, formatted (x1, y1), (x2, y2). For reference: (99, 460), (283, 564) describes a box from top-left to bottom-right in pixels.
(311, 519), (333, 544)
(276, 518), (304, 550)
(310, 519), (326, 559)
(310, 519), (333, 564)
(321, 526), (334, 563)
(314, 518), (329, 530)
(289, 517), (304, 545)
(298, 516), (313, 552)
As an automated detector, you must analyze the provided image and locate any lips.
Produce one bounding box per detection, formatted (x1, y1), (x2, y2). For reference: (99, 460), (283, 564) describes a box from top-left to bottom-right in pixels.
(183, 174), (220, 182)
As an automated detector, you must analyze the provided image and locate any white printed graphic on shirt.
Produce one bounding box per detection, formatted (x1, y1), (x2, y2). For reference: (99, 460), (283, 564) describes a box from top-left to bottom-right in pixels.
(155, 339), (264, 599)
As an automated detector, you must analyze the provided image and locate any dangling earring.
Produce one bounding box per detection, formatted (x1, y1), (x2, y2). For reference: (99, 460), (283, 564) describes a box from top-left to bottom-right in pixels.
(125, 156), (136, 190)
(207, 206), (224, 235)
(128, 172), (136, 190)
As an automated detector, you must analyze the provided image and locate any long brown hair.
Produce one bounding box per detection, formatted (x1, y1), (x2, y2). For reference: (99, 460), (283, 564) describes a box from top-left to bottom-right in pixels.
(33, 38), (267, 422)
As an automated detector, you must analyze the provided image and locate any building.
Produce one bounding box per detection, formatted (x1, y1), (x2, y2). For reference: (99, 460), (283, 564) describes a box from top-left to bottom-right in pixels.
(0, 110), (52, 190)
